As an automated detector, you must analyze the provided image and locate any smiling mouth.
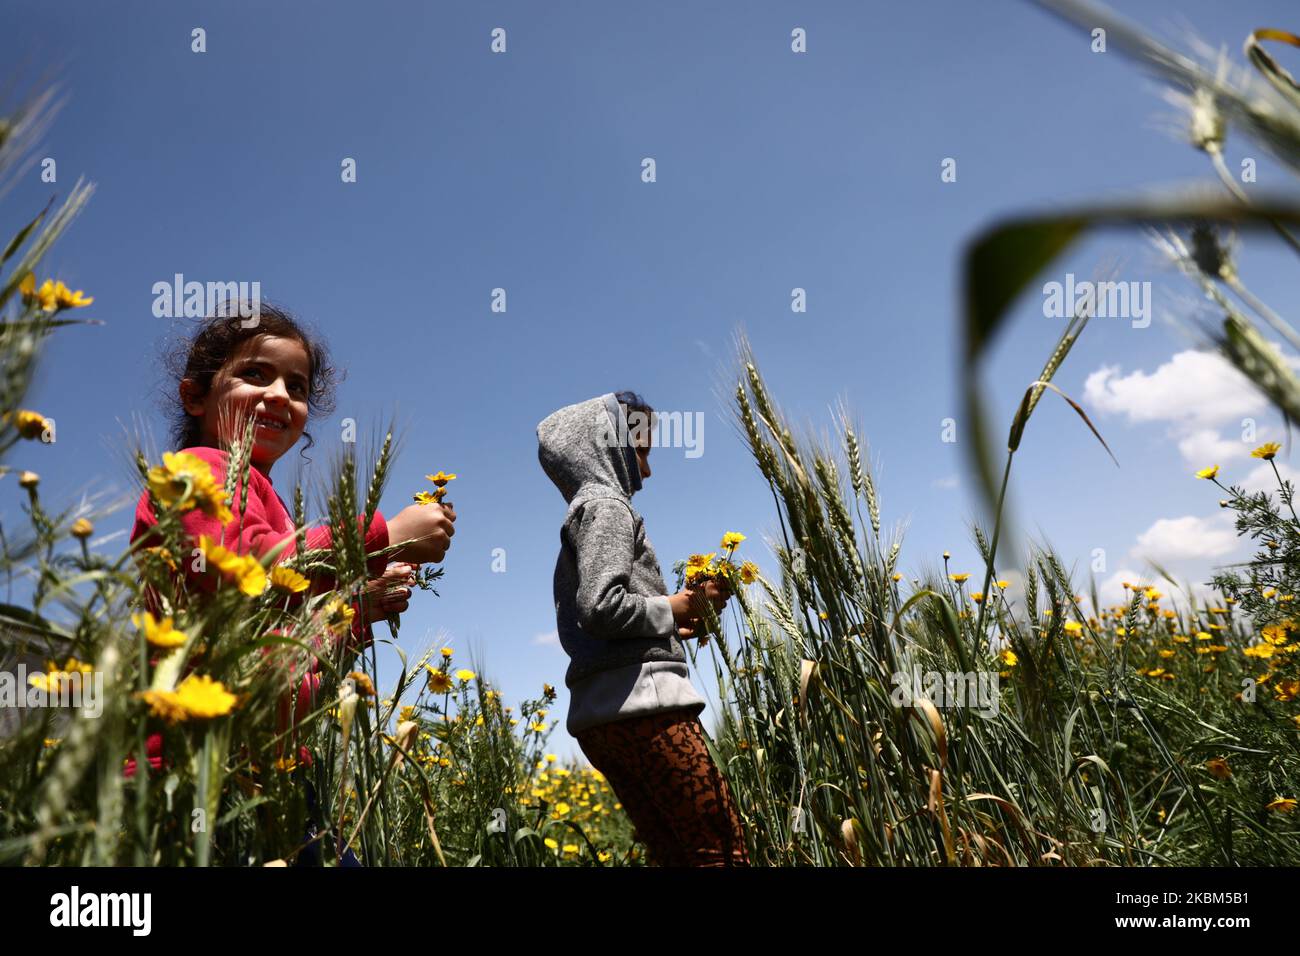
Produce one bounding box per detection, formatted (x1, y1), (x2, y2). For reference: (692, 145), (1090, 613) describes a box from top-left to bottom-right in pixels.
(254, 415), (288, 432)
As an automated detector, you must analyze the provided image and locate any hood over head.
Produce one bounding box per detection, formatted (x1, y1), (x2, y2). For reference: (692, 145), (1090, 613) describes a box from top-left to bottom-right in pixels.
(537, 393), (644, 504)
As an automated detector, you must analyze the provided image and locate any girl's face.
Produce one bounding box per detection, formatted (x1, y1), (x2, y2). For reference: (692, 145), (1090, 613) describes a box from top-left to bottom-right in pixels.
(182, 334), (311, 474)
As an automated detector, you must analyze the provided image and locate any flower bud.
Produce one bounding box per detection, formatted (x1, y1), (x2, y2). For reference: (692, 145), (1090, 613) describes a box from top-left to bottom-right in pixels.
(14, 410), (48, 440)
(18, 470), (39, 489)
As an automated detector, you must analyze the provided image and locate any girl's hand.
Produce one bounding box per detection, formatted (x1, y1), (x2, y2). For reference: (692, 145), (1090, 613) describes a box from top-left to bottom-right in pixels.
(360, 562), (417, 624)
(388, 502), (456, 564)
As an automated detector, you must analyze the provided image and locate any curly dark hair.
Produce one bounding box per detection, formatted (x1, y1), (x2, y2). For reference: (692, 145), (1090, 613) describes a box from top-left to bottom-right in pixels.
(162, 300), (339, 460)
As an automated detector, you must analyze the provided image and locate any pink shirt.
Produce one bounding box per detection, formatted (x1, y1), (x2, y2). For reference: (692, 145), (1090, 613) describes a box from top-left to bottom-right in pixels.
(126, 445), (391, 775)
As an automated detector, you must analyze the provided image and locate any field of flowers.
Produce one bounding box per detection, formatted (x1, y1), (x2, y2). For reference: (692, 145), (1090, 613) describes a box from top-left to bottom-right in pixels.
(2, 1), (1300, 867)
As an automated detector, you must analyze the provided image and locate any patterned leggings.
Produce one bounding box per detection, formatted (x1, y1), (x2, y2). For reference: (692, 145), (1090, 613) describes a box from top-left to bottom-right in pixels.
(577, 708), (749, 867)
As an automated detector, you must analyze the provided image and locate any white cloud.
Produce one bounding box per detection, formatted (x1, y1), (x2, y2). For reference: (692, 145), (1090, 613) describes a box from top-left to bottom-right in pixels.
(1131, 513), (1239, 563)
(932, 475), (959, 490)
(1177, 428), (1248, 466)
(1082, 348), (1289, 465)
(1238, 459), (1300, 496)
(532, 630), (560, 648)
(1097, 567), (1151, 608)
(1083, 350), (1265, 430)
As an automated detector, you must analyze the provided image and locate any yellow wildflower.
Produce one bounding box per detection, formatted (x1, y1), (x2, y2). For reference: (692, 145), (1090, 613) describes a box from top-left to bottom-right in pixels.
(28, 658), (93, 694)
(138, 688), (189, 723)
(132, 610), (187, 649)
(720, 532), (746, 552)
(53, 280), (93, 309)
(1252, 442), (1281, 460)
(322, 597), (355, 632)
(19, 273), (59, 311)
(141, 674), (237, 722)
(1205, 757), (1231, 780)
(1273, 678), (1299, 702)
(148, 452), (233, 524)
(269, 566), (310, 593)
(1262, 625), (1289, 645)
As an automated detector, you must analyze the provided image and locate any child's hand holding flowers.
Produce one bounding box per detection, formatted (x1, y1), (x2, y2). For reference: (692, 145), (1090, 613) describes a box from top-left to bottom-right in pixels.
(387, 471), (457, 564)
(670, 532), (756, 643)
(382, 471), (457, 634)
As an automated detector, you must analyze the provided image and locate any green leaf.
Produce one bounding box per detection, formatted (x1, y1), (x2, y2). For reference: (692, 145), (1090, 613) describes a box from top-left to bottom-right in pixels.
(1, 197), (53, 265)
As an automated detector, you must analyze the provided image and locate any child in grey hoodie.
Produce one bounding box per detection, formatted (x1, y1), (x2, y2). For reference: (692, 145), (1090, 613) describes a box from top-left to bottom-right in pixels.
(537, 391), (749, 866)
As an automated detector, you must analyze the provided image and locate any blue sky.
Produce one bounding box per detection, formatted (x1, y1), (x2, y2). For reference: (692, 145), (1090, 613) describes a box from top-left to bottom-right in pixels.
(5, 0), (1299, 758)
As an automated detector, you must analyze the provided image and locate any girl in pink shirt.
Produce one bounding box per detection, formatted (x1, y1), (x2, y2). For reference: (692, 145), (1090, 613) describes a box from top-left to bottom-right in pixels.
(128, 303), (457, 777)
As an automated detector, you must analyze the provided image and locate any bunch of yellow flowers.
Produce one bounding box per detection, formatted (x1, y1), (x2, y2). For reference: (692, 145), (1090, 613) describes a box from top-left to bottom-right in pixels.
(683, 532), (758, 590)
(413, 471), (456, 506)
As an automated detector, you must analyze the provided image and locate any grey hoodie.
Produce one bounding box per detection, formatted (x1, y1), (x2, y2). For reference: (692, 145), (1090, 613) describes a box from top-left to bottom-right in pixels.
(538, 393), (706, 736)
